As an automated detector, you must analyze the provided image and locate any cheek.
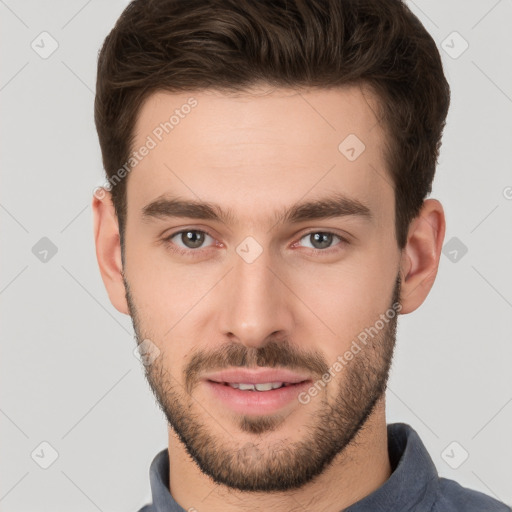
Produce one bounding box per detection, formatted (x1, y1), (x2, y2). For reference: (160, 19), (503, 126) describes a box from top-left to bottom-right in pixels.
(291, 248), (397, 356)
(124, 242), (212, 367)
(123, 252), (176, 339)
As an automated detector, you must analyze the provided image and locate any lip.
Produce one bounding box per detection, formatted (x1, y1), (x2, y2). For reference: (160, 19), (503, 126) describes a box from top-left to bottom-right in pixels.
(202, 368), (311, 385)
(201, 368), (312, 415)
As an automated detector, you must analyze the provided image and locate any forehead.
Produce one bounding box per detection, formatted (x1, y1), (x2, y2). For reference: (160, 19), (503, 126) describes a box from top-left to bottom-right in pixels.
(127, 85), (392, 227)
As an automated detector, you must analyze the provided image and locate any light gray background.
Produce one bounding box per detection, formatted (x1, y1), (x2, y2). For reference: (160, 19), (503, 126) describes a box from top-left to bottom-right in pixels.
(1, 1), (511, 510)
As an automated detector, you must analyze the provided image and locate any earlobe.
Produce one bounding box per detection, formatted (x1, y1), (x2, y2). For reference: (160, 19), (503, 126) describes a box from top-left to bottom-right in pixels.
(399, 199), (446, 315)
(92, 188), (130, 315)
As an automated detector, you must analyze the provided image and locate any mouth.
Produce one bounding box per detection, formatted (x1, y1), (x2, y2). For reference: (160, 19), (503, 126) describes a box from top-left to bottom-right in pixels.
(201, 368), (313, 415)
(209, 381), (306, 391)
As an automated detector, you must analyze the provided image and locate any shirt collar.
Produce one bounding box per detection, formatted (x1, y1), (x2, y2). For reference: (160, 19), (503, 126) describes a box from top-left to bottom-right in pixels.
(146, 423), (439, 512)
(344, 422), (439, 511)
(146, 446), (184, 512)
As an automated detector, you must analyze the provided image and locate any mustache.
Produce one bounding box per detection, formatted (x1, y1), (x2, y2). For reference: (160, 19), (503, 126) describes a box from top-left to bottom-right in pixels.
(184, 339), (329, 394)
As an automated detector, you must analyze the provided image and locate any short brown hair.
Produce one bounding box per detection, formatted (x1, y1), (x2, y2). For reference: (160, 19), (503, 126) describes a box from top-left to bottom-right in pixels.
(94, 0), (450, 251)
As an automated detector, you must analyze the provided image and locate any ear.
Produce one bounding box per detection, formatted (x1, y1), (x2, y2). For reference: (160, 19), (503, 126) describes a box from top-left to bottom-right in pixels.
(399, 198), (446, 315)
(92, 188), (129, 315)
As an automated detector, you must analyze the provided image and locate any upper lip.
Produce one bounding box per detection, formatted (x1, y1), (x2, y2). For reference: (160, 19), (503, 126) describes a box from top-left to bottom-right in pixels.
(202, 368), (312, 385)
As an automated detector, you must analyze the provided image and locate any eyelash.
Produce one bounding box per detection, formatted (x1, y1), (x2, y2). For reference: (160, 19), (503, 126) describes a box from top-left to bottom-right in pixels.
(162, 229), (349, 258)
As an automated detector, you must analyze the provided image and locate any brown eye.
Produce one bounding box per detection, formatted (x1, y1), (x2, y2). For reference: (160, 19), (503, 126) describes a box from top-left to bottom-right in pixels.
(179, 230), (206, 249)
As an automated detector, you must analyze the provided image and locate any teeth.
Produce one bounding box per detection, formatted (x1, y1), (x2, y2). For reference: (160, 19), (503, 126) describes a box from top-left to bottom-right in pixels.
(228, 382), (285, 391)
(255, 383), (274, 391)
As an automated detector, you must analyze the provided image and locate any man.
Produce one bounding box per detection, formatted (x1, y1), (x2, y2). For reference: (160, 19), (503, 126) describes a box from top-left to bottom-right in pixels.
(92, 0), (510, 510)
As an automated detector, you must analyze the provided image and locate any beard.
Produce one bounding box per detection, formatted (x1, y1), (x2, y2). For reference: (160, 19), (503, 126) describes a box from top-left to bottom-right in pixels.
(124, 272), (401, 492)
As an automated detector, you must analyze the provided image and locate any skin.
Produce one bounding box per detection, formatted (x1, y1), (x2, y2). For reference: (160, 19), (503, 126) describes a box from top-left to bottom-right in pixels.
(92, 85), (445, 512)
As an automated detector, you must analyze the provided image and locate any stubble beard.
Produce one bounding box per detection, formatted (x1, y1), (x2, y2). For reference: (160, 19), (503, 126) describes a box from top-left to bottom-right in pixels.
(125, 273), (401, 492)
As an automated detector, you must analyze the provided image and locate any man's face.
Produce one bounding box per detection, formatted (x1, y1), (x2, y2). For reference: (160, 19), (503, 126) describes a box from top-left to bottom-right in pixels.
(122, 86), (402, 491)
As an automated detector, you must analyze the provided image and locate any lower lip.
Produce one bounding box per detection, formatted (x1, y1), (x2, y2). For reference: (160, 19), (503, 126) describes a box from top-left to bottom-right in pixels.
(203, 380), (311, 415)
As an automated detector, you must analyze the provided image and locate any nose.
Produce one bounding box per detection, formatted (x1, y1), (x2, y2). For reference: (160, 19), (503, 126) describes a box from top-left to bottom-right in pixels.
(217, 243), (295, 349)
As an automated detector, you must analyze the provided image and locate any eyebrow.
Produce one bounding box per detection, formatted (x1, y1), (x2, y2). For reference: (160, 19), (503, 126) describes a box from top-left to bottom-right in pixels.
(141, 192), (373, 227)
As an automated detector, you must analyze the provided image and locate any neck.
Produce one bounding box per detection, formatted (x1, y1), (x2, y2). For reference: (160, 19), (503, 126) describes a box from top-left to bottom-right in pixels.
(168, 398), (391, 512)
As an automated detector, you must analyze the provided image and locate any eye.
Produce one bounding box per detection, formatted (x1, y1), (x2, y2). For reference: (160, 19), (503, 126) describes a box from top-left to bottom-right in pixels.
(163, 229), (216, 255)
(296, 231), (348, 253)
(162, 229), (348, 258)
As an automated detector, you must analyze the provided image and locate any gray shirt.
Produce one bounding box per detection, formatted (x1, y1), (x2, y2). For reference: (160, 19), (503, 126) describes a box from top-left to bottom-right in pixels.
(138, 422), (510, 511)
